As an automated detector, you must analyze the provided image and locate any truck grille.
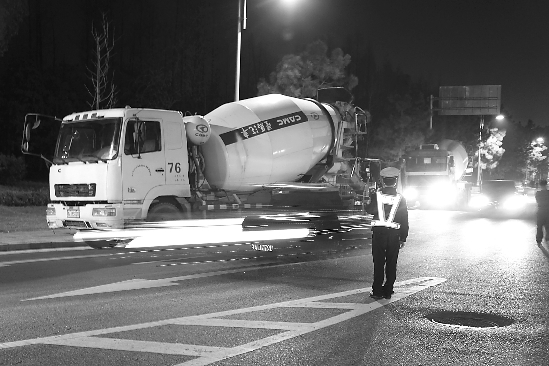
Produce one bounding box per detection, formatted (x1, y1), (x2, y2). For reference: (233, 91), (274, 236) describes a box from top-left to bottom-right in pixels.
(63, 220), (92, 229)
(55, 184), (96, 197)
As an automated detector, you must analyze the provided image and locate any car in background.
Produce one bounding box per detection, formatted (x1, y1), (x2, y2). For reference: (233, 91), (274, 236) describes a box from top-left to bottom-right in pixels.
(469, 179), (529, 215)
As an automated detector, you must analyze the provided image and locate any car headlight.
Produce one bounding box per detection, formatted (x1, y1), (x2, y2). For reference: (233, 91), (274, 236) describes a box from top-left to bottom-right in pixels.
(469, 194), (490, 209)
(501, 194), (527, 210)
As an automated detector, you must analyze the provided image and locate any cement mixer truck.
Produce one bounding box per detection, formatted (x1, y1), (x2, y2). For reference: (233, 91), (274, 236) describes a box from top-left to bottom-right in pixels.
(402, 139), (472, 209)
(21, 90), (368, 232)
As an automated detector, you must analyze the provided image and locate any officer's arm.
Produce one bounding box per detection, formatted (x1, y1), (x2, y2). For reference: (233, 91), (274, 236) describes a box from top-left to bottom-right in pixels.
(366, 191), (378, 217)
(397, 197), (409, 242)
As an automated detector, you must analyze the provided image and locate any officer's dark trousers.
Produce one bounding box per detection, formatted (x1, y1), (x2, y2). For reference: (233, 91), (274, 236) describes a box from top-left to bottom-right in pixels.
(536, 211), (549, 242)
(371, 226), (400, 296)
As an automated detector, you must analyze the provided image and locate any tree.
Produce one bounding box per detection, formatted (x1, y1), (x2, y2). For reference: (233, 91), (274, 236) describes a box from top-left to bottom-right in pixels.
(492, 120), (527, 180)
(132, 67), (182, 110)
(366, 92), (429, 161)
(527, 138), (548, 182)
(365, 62), (431, 161)
(477, 127), (506, 178)
(0, 0), (28, 57)
(86, 13), (117, 110)
(257, 40), (358, 98)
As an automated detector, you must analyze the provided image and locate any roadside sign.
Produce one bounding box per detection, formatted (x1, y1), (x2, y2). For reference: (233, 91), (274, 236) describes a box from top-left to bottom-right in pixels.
(438, 85), (501, 115)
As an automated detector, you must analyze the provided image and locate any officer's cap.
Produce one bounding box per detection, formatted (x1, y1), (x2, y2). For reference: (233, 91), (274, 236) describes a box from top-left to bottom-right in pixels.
(380, 167), (400, 178)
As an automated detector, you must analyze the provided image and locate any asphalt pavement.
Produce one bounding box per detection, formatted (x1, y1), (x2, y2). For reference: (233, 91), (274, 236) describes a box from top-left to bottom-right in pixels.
(1, 208), (546, 365)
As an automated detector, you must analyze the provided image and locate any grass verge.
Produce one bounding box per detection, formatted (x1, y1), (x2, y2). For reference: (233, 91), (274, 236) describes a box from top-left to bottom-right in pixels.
(0, 205), (47, 233)
(0, 183), (49, 233)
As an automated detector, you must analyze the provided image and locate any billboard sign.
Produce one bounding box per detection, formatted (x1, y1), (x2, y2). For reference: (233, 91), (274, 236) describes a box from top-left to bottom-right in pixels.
(438, 85), (501, 115)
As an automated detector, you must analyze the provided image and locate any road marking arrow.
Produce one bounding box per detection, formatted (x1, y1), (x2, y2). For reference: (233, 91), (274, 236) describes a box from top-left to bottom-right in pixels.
(24, 263), (295, 301)
(23, 278), (180, 300)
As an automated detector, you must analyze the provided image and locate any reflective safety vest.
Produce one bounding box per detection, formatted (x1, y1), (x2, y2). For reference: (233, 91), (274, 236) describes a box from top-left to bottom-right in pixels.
(371, 191), (402, 229)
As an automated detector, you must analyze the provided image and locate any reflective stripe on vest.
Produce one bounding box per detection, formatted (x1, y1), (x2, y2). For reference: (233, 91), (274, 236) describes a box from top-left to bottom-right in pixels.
(371, 191), (401, 229)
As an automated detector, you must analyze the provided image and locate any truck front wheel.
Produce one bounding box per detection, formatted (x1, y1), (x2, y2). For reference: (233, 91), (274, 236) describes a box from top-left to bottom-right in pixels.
(147, 202), (184, 222)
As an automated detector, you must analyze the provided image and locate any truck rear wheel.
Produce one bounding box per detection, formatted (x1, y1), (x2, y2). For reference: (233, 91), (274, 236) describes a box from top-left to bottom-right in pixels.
(147, 202), (184, 222)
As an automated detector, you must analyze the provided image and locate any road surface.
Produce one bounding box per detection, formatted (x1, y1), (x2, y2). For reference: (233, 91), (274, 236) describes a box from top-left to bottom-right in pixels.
(0, 208), (547, 365)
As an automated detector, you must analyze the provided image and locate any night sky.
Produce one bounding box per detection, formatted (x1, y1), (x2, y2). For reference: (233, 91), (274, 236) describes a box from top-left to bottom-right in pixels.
(2, 0), (548, 125)
(245, 0), (549, 125)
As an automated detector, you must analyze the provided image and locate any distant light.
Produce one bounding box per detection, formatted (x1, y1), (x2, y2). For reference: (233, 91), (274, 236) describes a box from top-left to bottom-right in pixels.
(536, 137), (544, 144)
(281, 0), (298, 5)
(496, 114), (504, 121)
(280, 0), (303, 10)
(281, 28), (295, 41)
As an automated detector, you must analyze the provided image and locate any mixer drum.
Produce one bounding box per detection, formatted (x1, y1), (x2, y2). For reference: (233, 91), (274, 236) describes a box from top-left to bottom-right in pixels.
(201, 94), (337, 192)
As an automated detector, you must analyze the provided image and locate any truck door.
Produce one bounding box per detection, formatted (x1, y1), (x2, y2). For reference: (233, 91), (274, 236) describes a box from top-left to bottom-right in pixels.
(121, 119), (165, 206)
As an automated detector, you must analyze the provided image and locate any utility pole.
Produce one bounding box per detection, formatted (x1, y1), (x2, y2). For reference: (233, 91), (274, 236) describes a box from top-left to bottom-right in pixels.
(477, 115), (484, 187)
(429, 95), (433, 129)
(235, 0), (247, 101)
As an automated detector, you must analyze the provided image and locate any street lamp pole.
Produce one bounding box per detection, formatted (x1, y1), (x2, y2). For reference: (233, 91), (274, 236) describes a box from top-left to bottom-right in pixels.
(235, 0), (247, 101)
(477, 115), (484, 187)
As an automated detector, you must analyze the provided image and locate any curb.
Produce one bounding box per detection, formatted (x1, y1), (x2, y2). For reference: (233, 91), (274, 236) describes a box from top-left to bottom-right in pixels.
(0, 230), (88, 252)
(0, 241), (89, 252)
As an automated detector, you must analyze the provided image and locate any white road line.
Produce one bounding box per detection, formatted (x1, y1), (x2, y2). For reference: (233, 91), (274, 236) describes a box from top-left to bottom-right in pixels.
(42, 337), (226, 356)
(0, 253), (113, 267)
(3, 277), (446, 366)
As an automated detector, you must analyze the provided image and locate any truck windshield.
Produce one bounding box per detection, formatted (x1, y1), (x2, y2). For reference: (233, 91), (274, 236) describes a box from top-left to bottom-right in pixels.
(54, 118), (122, 164)
(406, 175), (449, 186)
(406, 156), (447, 172)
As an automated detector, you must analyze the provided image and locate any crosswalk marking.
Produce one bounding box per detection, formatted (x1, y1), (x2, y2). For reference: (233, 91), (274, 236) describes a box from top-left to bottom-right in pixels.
(1, 277), (446, 366)
(43, 337), (224, 356)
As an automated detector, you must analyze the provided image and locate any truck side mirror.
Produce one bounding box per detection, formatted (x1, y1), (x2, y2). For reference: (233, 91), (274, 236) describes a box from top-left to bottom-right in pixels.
(22, 123), (31, 152)
(21, 113), (61, 163)
(135, 120), (143, 153)
(125, 118), (144, 158)
(21, 117), (39, 152)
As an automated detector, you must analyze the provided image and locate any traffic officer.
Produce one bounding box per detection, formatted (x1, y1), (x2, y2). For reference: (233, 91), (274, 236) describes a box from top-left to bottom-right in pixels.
(367, 167), (409, 300)
(535, 179), (549, 244)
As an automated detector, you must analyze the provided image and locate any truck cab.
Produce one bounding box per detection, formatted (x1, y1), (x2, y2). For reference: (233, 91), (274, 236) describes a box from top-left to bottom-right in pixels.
(24, 108), (195, 230)
(403, 142), (470, 209)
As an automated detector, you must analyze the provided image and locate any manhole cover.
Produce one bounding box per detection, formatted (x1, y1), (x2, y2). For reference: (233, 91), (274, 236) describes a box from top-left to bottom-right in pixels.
(426, 311), (514, 328)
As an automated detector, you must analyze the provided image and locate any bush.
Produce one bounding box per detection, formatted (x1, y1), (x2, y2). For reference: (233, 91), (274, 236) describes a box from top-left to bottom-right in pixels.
(0, 154), (27, 185)
(0, 190), (49, 206)
(0, 182), (49, 206)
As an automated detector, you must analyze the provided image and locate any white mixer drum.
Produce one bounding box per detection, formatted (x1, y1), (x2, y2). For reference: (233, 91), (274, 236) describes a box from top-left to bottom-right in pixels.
(201, 94), (336, 192)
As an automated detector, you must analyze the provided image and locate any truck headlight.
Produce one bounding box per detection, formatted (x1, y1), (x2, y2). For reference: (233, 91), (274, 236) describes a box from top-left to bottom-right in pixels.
(426, 182), (456, 206)
(46, 207), (56, 216)
(469, 194), (489, 209)
(92, 208), (117, 217)
(403, 187), (418, 200)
